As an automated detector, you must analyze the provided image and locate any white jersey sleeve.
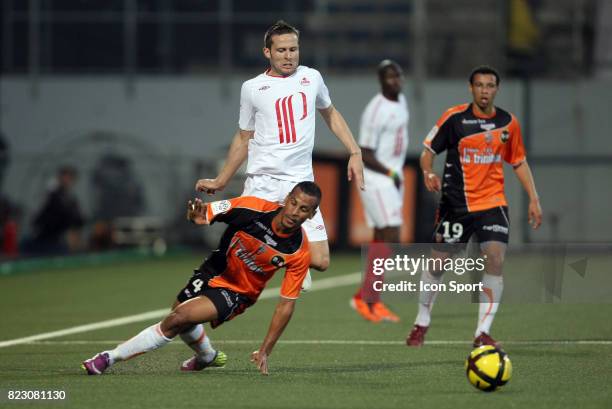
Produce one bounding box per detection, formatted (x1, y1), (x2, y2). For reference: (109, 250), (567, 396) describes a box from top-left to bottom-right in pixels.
(238, 81), (256, 131)
(315, 71), (332, 110)
(359, 95), (384, 149)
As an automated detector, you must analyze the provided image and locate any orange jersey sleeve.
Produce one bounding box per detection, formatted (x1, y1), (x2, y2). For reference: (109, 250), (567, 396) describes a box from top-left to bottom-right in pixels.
(423, 103), (470, 154)
(279, 238), (311, 299)
(502, 114), (527, 166)
(205, 196), (280, 225)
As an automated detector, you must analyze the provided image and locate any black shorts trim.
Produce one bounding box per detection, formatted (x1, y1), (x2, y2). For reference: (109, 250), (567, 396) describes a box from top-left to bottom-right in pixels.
(176, 268), (253, 328)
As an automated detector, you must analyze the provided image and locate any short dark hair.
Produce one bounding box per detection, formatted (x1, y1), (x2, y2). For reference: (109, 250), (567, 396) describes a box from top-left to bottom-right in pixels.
(377, 59), (402, 79)
(469, 65), (500, 85)
(264, 20), (299, 49)
(291, 181), (322, 206)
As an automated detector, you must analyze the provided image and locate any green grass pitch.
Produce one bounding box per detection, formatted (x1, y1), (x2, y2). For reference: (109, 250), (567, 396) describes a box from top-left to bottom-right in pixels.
(1, 253), (611, 409)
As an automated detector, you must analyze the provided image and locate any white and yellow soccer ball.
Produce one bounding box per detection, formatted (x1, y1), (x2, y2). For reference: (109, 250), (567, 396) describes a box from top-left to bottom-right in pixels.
(465, 345), (512, 392)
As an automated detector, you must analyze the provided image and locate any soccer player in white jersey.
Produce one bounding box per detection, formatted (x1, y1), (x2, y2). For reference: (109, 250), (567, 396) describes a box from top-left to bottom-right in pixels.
(350, 60), (409, 323)
(196, 20), (364, 279)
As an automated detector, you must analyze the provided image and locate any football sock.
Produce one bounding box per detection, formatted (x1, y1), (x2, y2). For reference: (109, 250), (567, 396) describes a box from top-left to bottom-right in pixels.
(301, 269), (312, 292)
(414, 269), (442, 327)
(358, 241), (392, 304)
(475, 274), (504, 336)
(106, 322), (173, 364)
(179, 324), (217, 363)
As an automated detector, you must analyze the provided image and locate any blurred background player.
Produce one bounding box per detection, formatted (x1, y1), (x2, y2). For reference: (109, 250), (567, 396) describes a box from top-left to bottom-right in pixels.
(83, 182), (320, 376)
(407, 65), (542, 347)
(20, 166), (85, 256)
(350, 60), (409, 323)
(195, 20), (365, 290)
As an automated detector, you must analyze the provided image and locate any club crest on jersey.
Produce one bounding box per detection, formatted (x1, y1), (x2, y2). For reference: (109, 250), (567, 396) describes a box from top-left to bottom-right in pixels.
(300, 77), (310, 86)
(500, 130), (510, 143)
(271, 255), (285, 268)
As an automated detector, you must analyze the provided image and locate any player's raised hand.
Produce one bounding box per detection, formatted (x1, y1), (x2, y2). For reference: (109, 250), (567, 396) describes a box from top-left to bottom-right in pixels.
(528, 199), (542, 229)
(186, 198), (208, 225)
(250, 349), (269, 375)
(195, 178), (225, 196)
(348, 153), (365, 191)
(423, 171), (441, 193)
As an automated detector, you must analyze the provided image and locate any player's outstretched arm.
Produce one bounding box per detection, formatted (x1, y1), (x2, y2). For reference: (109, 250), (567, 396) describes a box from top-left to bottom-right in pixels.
(420, 149), (441, 192)
(251, 297), (295, 375)
(318, 105), (365, 190)
(512, 161), (542, 229)
(195, 129), (253, 195)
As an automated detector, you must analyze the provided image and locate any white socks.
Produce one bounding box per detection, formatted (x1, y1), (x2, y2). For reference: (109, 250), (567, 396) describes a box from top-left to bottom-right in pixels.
(414, 270), (442, 327)
(301, 269), (312, 292)
(475, 274), (504, 336)
(106, 323), (172, 364)
(179, 324), (216, 362)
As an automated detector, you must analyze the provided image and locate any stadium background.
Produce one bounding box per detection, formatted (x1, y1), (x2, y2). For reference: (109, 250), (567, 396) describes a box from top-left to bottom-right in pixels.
(1, 2), (611, 409)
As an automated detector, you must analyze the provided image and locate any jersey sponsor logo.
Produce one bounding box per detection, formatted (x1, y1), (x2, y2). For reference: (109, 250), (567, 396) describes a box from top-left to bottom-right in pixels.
(233, 238), (265, 275)
(300, 77), (310, 86)
(482, 224), (509, 234)
(425, 125), (439, 142)
(258, 85), (270, 91)
(462, 148), (501, 164)
(264, 234), (278, 247)
(274, 92), (307, 144)
(271, 255), (285, 267)
(210, 200), (231, 216)
(500, 130), (510, 143)
(462, 118), (487, 125)
(255, 221), (275, 237)
(220, 289), (235, 307)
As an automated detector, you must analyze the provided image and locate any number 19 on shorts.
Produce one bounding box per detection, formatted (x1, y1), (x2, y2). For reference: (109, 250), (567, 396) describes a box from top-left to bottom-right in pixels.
(442, 221), (463, 240)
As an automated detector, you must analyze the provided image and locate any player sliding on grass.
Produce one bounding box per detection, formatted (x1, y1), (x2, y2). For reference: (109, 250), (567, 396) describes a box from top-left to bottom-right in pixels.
(82, 181), (320, 376)
(406, 65), (542, 348)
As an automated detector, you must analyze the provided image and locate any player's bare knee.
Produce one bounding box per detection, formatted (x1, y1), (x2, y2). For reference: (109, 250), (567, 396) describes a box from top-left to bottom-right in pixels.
(161, 309), (192, 337)
(484, 253), (504, 274)
(311, 255), (330, 271)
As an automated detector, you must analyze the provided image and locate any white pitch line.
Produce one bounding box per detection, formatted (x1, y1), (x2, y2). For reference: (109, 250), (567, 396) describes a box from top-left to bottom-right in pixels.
(15, 339), (612, 346)
(0, 272), (363, 349)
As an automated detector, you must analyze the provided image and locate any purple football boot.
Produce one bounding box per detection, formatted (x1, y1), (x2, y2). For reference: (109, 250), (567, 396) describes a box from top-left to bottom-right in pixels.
(82, 352), (111, 375)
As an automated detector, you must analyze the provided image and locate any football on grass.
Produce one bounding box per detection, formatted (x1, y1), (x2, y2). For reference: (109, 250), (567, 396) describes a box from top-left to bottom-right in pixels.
(465, 345), (512, 392)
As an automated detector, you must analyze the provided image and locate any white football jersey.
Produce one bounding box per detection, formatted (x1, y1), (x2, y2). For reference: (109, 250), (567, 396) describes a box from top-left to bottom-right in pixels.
(358, 93), (409, 175)
(239, 65), (332, 182)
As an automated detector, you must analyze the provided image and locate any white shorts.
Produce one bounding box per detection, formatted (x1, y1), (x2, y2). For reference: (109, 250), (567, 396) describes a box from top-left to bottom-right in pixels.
(242, 174), (328, 242)
(359, 170), (403, 228)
